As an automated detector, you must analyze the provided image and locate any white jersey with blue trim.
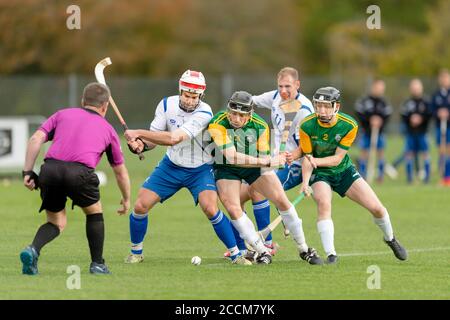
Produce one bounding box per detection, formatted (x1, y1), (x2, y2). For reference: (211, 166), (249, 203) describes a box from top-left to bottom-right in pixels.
(252, 90), (313, 166)
(150, 95), (213, 168)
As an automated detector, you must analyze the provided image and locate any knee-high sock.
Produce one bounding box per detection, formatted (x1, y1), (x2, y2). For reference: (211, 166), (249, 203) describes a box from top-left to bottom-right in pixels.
(31, 222), (60, 255)
(209, 210), (240, 258)
(231, 214), (267, 254)
(253, 200), (272, 243)
(359, 159), (367, 178)
(279, 205), (308, 253)
(378, 159), (385, 180)
(373, 210), (394, 241)
(86, 213), (104, 264)
(129, 211), (148, 254)
(424, 158), (431, 183)
(230, 222), (246, 251)
(445, 158), (450, 179)
(406, 158), (414, 183)
(317, 219), (336, 256)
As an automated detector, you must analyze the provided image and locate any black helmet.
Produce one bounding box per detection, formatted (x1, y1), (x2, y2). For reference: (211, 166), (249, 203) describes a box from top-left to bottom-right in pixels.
(227, 91), (254, 114)
(312, 87), (340, 105)
(312, 87), (341, 123)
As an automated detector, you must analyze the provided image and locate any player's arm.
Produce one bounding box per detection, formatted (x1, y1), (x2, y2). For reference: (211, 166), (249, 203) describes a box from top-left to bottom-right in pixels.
(252, 91), (276, 110)
(208, 124), (283, 168)
(126, 128), (188, 146)
(299, 127), (314, 189)
(23, 130), (47, 190)
(310, 147), (348, 167)
(111, 164), (131, 215)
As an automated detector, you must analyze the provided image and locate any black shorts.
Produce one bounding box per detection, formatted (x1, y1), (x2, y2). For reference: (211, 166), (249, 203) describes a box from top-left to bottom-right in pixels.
(213, 165), (262, 185)
(38, 159), (100, 212)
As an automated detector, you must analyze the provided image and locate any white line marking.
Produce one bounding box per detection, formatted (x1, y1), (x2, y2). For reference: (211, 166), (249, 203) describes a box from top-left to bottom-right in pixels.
(340, 247), (450, 257)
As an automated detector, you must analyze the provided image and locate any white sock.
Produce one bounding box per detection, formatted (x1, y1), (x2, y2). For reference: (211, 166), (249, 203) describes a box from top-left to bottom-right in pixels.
(373, 210), (394, 241)
(317, 219), (336, 256)
(279, 205), (308, 253)
(231, 214), (268, 254)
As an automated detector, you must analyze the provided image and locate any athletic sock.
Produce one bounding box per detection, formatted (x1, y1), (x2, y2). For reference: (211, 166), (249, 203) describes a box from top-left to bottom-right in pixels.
(279, 205), (308, 253)
(424, 158), (431, 183)
(129, 211), (148, 254)
(231, 214), (267, 254)
(445, 158), (450, 179)
(31, 222), (60, 255)
(406, 158), (414, 183)
(209, 210), (240, 259)
(317, 219), (336, 256)
(378, 159), (385, 181)
(230, 223), (247, 251)
(86, 213), (105, 264)
(252, 199), (272, 242)
(358, 159), (367, 178)
(373, 210), (394, 241)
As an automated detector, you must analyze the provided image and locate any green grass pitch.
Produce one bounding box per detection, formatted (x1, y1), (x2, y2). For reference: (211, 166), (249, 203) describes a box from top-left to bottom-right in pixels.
(0, 136), (449, 300)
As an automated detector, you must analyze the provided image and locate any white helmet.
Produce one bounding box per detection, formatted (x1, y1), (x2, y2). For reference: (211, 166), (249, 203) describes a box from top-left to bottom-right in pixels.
(179, 70), (206, 95)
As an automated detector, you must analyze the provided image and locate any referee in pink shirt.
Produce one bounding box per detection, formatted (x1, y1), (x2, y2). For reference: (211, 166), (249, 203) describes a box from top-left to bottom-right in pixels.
(20, 82), (131, 275)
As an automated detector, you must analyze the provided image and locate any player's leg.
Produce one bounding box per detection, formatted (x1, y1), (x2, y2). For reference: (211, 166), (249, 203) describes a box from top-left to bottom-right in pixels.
(246, 185), (273, 244)
(405, 134), (415, 184)
(251, 172), (323, 265)
(216, 179), (271, 264)
(444, 129), (450, 185)
(125, 188), (160, 263)
(417, 134), (430, 183)
(20, 161), (67, 275)
(358, 133), (370, 178)
(345, 177), (407, 260)
(126, 158), (182, 263)
(197, 190), (249, 265)
(82, 201), (111, 274)
(20, 209), (66, 275)
(376, 134), (386, 183)
(310, 181), (337, 264)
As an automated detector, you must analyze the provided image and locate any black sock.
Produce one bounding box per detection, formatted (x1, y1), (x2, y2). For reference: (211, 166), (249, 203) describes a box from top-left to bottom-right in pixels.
(86, 213), (104, 264)
(31, 222), (61, 255)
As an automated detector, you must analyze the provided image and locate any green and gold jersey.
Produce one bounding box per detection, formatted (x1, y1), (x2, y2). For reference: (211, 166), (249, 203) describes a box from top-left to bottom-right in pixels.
(300, 112), (358, 176)
(208, 111), (270, 167)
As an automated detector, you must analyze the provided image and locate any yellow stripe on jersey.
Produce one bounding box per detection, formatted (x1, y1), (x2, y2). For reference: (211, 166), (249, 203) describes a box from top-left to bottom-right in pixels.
(212, 113), (228, 124)
(339, 125), (358, 148)
(208, 123), (232, 148)
(301, 114), (316, 126)
(300, 128), (313, 154)
(251, 116), (270, 131)
(257, 128), (270, 154)
(337, 114), (358, 128)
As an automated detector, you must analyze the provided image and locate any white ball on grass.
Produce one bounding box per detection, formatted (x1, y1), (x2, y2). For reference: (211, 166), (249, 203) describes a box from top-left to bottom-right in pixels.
(191, 256), (201, 266)
(95, 171), (107, 186)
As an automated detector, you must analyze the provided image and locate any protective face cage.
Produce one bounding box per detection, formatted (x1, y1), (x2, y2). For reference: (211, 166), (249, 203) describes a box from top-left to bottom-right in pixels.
(227, 101), (253, 114)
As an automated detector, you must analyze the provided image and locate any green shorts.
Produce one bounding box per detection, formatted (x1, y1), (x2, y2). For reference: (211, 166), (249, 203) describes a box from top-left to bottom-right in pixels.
(309, 165), (361, 197)
(213, 165), (262, 185)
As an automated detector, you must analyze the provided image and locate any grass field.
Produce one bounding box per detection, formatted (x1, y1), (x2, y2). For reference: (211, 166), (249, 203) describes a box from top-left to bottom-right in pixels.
(0, 135), (449, 300)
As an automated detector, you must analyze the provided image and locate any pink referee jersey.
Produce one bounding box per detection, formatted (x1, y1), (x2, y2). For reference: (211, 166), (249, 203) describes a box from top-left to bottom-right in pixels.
(39, 107), (124, 169)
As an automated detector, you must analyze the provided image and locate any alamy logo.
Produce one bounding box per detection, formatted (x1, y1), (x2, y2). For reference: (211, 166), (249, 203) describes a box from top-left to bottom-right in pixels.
(366, 5), (381, 30)
(66, 5), (81, 30)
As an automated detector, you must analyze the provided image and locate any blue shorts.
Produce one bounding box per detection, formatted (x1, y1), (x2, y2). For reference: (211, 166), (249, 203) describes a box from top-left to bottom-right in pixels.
(405, 133), (429, 153)
(276, 164), (303, 191)
(359, 132), (386, 150)
(142, 156), (216, 205)
(435, 127), (450, 145)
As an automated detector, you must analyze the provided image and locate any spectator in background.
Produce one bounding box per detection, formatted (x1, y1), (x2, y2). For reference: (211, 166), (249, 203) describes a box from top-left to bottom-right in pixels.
(400, 79), (432, 184)
(355, 79), (393, 183)
(431, 69), (450, 186)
